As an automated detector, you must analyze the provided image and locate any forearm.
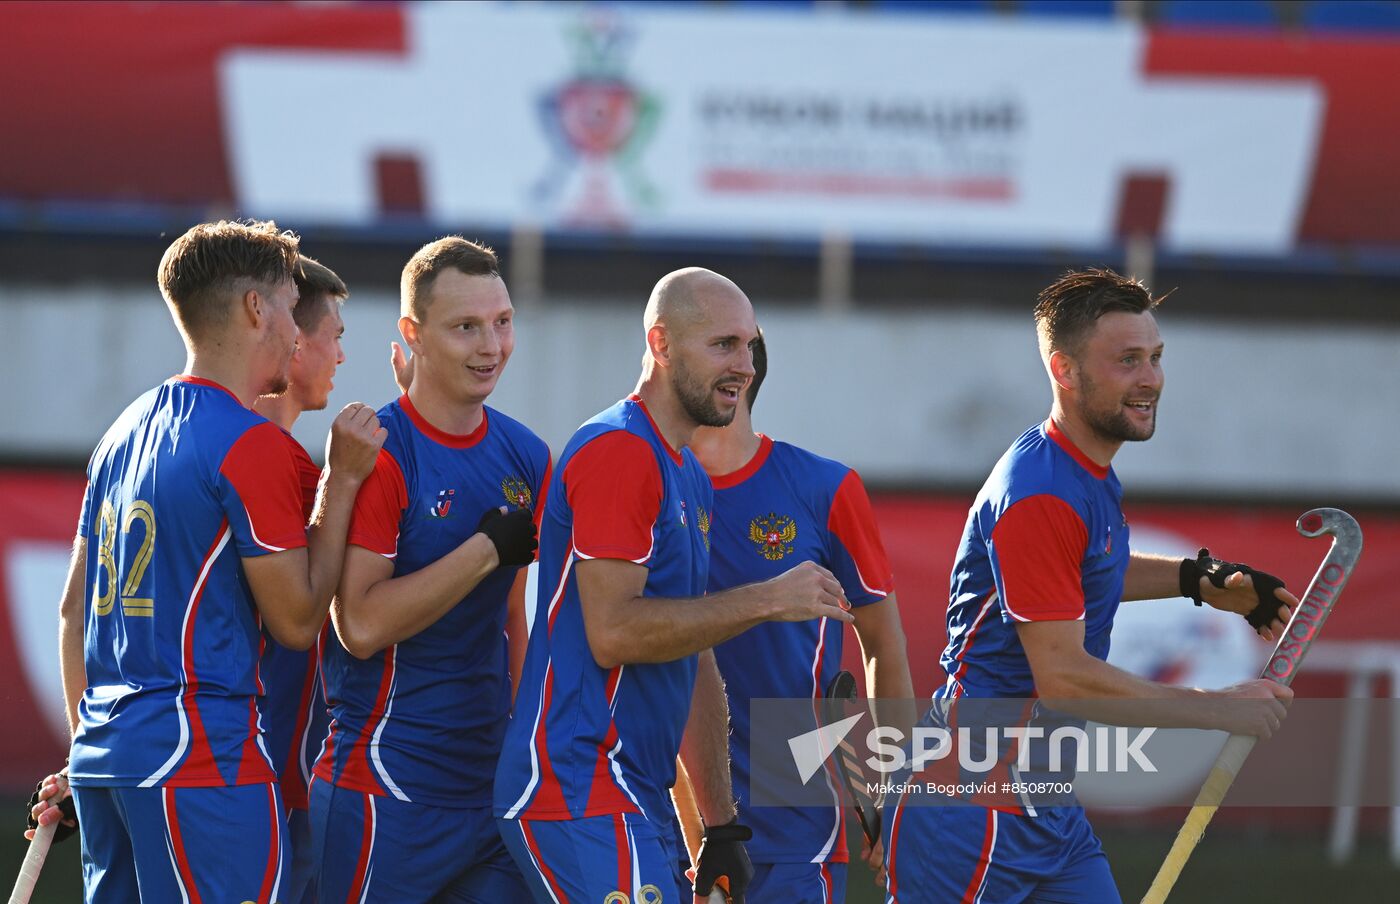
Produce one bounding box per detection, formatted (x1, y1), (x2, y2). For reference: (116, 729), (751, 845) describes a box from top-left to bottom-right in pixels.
(1122, 551), (1184, 602)
(853, 598), (918, 738)
(58, 536), (87, 737)
(335, 534), (498, 657)
(302, 470), (364, 620)
(589, 584), (776, 667)
(1032, 651), (1224, 728)
(678, 651), (737, 825)
(867, 647), (918, 741)
(506, 570), (528, 703)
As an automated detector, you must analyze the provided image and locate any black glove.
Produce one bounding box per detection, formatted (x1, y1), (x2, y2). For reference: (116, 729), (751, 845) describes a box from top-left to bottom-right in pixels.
(1179, 547), (1290, 630)
(694, 819), (753, 903)
(476, 506), (537, 568)
(26, 775), (78, 844)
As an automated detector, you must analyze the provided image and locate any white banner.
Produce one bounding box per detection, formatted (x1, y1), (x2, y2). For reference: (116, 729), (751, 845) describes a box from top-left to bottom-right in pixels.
(222, 4), (1323, 254)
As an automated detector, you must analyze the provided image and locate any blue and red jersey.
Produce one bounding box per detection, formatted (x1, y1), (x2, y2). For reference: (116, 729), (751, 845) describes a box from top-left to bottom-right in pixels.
(916, 419), (1130, 807)
(708, 435), (893, 864)
(314, 395), (549, 809)
(257, 432), (328, 811)
(938, 419), (1129, 702)
(495, 395), (714, 827)
(69, 376), (308, 789)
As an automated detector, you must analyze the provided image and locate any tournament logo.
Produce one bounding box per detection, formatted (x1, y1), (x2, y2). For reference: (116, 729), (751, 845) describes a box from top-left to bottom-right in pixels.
(533, 11), (662, 225)
(429, 489), (455, 518)
(501, 476), (533, 509)
(750, 513), (797, 561)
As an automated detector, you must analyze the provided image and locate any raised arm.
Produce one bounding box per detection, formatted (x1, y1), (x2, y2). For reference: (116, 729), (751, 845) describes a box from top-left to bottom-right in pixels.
(1125, 550), (1295, 642)
(243, 404), (385, 650)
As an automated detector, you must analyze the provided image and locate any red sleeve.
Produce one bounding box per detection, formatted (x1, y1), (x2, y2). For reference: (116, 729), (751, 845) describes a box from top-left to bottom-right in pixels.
(989, 494), (1088, 622)
(283, 433), (321, 524)
(347, 449), (408, 558)
(827, 470), (894, 601)
(533, 456), (553, 532)
(564, 431), (662, 563)
(220, 421), (309, 555)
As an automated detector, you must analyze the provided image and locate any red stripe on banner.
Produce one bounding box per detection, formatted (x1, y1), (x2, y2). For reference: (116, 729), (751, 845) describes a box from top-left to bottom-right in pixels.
(959, 809), (996, 904)
(1143, 30), (1400, 247)
(257, 783), (279, 904)
(0, 472), (84, 777)
(522, 820), (570, 903)
(705, 169), (1015, 201)
(0, 2), (407, 207)
(163, 788), (205, 904)
(345, 793), (374, 904)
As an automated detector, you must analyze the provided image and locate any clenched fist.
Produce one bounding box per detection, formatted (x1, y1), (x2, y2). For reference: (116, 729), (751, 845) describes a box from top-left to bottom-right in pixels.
(326, 402), (387, 482)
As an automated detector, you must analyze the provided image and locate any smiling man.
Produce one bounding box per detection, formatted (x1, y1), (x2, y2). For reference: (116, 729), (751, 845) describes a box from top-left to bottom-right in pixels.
(494, 267), (855, 904)
(251, 254), (349, 904)
(311, 237), (546, 902)
(883, 268), (1300, 903)
(28, 221), (384, 903)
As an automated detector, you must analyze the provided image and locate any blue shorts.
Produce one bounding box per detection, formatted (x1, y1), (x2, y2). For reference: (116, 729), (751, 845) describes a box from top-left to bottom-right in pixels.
(883, 798), (1119, 904)
(749, 860), (848, 903)
(283, 805), (316, 904)
(72, 782), (287, 903)
(310, 778), (526, 903)
(498, 812), (689, 904)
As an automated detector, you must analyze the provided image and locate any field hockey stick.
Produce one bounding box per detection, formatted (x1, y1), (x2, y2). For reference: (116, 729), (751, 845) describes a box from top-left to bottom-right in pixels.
(8, 820), (56, 904)
(823, 670), (881, 847)
(1140, 507), (1362, 904)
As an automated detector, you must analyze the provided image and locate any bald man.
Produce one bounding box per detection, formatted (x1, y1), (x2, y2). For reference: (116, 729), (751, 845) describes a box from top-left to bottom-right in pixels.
(494, 269), (854, 904)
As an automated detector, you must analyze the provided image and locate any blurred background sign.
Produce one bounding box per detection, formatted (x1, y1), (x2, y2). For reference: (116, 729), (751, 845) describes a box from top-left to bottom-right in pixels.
(3, 1), (1399, 896)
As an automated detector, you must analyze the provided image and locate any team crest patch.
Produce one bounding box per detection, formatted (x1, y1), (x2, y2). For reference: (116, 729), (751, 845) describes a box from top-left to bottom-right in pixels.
(697, 504), (711, 551)
(750, 512), (797, 560)
(429, 489), (455, 518)
(501, 476), (533, 509)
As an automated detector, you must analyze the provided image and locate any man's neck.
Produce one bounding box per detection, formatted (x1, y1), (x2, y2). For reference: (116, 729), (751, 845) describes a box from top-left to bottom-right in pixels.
(690, 409), (762, 477)
(407, 379), (485, 436)
(252, 393), (301, 432)
(1049, 402), (1120, 468)
(185, 351), (263, 409)
(633, 373), (697, 453)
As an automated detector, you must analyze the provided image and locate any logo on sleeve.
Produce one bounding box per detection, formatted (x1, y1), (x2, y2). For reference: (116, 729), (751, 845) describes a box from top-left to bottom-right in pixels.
(750, 513), (797, 561)
(501, 476), (533, 509)
(429, 488), (455, 518)
(697, 505), (711, 551)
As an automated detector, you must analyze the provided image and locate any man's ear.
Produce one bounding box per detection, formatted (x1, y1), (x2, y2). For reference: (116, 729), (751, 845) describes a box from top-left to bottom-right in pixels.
(399, 316), (424, 357)
(645, 323), (671, 367)
(1049, 349), (1078, 393)
(240, 286), (263, 328)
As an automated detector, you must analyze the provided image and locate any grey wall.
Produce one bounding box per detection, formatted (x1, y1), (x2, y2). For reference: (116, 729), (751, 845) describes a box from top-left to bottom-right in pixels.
(5, 285), (1398, 499)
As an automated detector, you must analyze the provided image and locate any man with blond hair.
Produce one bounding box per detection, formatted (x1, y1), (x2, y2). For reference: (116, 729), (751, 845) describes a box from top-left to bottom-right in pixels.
(29, 220), (383, 902)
